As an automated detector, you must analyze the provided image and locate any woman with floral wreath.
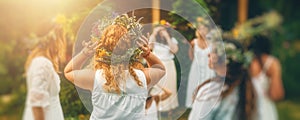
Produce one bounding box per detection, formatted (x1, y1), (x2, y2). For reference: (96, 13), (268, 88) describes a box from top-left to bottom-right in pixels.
(64, 14), (166, 119)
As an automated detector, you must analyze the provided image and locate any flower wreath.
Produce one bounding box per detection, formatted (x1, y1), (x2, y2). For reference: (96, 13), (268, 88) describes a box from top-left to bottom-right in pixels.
(215, 42), (254, 68)
(91, 13), (144, 65)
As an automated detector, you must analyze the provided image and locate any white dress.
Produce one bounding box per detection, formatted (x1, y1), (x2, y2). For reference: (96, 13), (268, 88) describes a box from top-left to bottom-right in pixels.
(144, 85), (162, 120)
(145, 99), (158, 120)
(152, 37), (179, 111)
(186, 39), (215, 108)
(189, 80), (238, 120)
(252, 56), (278, 120)
(90, 69), (148, 120)
(23, 57), (64, 120)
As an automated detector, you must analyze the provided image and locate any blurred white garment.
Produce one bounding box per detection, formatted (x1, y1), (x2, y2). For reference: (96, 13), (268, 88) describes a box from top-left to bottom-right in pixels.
(23, 56), (64, 120)
(186, 39), (215, 108)
(90, 69), (148, 120)
(189, 80), (238, 120)
(145, 99), (158, 120)
(152, 37), (179, 111)
(152, 37), (178, 61)
(252, 56), (278, 120)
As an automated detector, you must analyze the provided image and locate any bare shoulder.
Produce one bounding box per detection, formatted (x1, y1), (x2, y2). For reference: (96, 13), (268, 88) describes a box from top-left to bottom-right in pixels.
(269, 57), (281, 72)
(190, 39), (195, 46)
(271, 56), (280, 65)
(250, 59), (261, 76)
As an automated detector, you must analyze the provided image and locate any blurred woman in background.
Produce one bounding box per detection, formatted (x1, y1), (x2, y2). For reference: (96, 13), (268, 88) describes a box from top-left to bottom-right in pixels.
(189, 40), (256, 120)
(248, 35), (284, 120)
(23, 22), (66, 120)
(186, 19), (215, 108)
(149, 25), (179, 117)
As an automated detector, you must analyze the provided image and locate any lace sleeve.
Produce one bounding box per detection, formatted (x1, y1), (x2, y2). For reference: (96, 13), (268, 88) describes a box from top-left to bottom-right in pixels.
(27, 57), (52, 107)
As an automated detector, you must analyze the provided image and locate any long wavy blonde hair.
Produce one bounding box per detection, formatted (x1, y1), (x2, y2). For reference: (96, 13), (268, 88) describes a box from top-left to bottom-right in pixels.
(94, 25), (145, 94)
(25, 25), (66, 74)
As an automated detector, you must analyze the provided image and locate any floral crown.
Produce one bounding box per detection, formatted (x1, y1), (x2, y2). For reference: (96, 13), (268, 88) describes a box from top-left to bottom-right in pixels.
(159, 20), (174, 28)
(91, 13), (144, 65)
(96, 48), (143, 65)
(215, 42), (253, 68)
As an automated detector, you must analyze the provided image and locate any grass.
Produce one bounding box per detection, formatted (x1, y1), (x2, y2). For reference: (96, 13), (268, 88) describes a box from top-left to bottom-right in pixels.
(1, 98), (300, 120)
(158, 100), (300, 120)
(277, 100), (300, 120)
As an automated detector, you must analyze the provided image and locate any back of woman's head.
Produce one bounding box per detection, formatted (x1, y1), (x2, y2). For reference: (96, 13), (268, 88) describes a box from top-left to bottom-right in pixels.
(25, 23), (66, 73)
(98, 25), (130, 53)
(94, 24), (144, 94)
(224, 40), (244, 84)
(215, 39), (256, 120)
(248, 35), (272, 55)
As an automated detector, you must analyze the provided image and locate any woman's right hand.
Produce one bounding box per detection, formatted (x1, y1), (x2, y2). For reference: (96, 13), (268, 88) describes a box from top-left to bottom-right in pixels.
(137, 34), (151, 58)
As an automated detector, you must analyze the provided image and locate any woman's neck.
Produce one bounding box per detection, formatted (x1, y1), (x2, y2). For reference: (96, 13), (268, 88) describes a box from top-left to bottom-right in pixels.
(196, 37), (208, 49)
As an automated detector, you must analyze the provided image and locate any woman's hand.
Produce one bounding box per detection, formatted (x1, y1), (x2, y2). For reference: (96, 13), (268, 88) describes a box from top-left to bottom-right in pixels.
(208, 53), (218, 69)
(160, 29), (171, 40)
(81, 40), (98, 57)
(137, 34), (151, 58)
(153, 26), (164, 35)
(136, 34), (166, 88)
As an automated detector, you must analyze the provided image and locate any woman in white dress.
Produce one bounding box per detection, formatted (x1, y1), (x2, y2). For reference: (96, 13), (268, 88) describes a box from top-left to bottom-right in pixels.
(64, 15), (166, 120)
(186, 22), (215, 108)
(23, 24), (66, 120)
(149, 26), (179, 113)
(248, 35), (285, 120)
(189, 40), (257, 120)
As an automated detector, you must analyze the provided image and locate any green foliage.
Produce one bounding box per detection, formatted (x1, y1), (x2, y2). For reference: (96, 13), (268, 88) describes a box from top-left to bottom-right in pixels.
(172, 0), (209, 21)
(0, 84), (26, 119)
(60, 77), (90, 118)
(249, 0), (300, 99)
(169, 0), (209, 40)
(0, 0), (102, 118)
(277, 100), (300, 120)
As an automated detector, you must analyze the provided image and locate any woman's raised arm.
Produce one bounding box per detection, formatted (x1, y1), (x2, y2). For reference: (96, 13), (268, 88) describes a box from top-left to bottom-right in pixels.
(64, 41), (98, 91)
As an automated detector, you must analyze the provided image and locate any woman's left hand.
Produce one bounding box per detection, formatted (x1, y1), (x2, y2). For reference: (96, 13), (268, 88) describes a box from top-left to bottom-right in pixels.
(137, 34), (151, 57)
(81, 40), (98, 57)
(160, 30), (171, 40)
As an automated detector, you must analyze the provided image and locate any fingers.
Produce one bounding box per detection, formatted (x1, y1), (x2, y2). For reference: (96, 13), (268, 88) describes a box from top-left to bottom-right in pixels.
(136, 35), (149, 47)
(82, 40), (98, 48)
(91, 41), (99, 50)
(147, 33), (150, 39)
(82, 40), (92, 47)
(136, 41), (147, 51)
(141, 35), (149, 44)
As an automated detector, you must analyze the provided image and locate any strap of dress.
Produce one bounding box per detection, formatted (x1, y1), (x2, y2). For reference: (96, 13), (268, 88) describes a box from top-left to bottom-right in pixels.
(194, 39), (199, 49)
(262, 56), (274, 73)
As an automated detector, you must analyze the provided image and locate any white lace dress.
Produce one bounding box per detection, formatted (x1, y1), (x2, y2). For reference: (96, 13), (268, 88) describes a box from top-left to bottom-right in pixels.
(90, 69), (148, 120)
(186, 39), (215, 108)
(252, 56), (278, 120)
(23, 57), (64, 120)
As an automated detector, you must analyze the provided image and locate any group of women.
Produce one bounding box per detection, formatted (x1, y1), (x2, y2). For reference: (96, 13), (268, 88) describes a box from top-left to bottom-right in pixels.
(22, 13), (284, 120)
